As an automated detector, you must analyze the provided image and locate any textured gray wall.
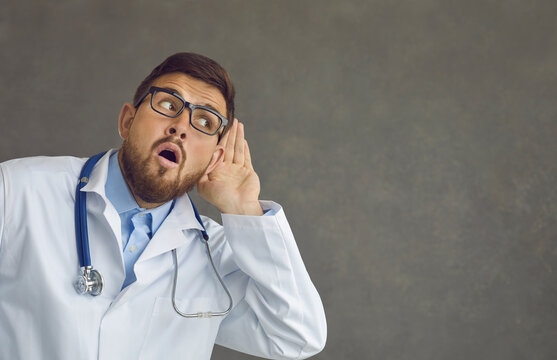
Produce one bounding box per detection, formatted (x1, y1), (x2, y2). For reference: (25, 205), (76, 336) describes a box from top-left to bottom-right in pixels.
(1, 1), (556, 359)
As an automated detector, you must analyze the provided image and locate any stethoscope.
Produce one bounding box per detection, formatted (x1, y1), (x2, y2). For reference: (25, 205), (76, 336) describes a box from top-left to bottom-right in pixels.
(73, 152), (233, 318)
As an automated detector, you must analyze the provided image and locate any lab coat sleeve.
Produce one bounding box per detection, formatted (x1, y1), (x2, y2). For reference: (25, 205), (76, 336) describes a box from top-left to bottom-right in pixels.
(212, 201), (327, 359)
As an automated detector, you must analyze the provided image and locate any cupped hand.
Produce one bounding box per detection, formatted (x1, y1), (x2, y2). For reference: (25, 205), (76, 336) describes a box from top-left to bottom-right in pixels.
(197, 119), (263, 216)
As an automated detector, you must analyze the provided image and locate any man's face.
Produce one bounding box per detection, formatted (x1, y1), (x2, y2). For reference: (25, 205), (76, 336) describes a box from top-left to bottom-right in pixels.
(117, 72), (227, 207)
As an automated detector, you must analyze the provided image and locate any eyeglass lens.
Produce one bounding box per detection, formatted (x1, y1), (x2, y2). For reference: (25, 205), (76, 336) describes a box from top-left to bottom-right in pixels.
(151, 91), (222, 135)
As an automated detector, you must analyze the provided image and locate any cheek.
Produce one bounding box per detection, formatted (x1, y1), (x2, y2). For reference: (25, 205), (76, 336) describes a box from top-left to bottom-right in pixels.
(137, 120), (162, 136)
(129, 119), (162, 144)
(185, 142), (216, 167)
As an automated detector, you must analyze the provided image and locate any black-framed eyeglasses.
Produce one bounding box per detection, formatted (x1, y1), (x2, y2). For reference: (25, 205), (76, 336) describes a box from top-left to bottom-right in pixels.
(134, 86), (228, 136)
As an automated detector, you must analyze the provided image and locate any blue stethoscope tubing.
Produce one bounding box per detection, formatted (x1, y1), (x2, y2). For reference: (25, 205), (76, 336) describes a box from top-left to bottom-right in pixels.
(75, 151), (107, 269)
(74, 152), (232, 318)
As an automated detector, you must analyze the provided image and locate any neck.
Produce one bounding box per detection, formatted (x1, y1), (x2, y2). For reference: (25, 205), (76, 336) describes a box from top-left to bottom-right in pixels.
(133, 195), (165, 210)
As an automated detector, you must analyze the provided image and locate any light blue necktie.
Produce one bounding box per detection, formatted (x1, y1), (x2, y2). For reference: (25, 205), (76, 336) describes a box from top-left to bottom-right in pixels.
(122, 213), (152, 288)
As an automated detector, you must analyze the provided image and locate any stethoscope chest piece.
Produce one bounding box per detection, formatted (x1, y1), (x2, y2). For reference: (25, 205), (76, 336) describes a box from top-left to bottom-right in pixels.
(74, 266), (104, 296)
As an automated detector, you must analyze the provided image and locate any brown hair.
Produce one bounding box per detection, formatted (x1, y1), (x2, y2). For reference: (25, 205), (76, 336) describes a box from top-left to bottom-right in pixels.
(133, 52), (235, 134)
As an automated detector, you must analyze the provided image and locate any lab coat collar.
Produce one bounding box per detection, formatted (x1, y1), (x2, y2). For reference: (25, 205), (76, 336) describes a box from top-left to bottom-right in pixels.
(80, 149), (114, 198)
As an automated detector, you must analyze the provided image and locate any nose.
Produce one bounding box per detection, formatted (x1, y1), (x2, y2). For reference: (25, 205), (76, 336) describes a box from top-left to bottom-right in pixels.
(165, 110), (191, 141)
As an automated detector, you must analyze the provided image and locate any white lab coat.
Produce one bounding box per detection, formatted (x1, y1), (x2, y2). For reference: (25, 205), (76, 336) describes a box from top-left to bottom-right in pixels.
(0, 150), (326, 360)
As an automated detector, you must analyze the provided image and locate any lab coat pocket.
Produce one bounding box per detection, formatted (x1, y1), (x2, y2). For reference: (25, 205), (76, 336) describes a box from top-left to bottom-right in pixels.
(140, 297), (222, 360)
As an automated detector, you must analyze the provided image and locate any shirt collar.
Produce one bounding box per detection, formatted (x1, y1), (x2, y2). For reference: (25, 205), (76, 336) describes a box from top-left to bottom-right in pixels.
(146, 200), (174, 235)
(105, 151), (138, 215)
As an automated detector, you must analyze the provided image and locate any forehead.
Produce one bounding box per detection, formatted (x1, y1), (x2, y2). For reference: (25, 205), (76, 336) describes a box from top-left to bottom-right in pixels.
(151, 72), (227, 116)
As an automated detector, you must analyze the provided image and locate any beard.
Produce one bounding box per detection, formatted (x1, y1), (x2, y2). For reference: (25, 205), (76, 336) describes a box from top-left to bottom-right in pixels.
(119, 136), (208, 205)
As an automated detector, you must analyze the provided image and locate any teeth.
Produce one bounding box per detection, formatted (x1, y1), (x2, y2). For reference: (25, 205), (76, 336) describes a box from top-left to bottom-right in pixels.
(159, 149), (176, 163)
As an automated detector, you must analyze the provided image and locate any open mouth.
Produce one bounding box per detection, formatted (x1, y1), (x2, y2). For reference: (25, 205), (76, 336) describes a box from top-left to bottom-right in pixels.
(155, 142), (182, 168)
(159, 149), (177, 163)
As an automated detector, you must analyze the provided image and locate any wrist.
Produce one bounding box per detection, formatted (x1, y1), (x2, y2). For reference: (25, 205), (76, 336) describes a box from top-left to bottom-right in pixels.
(219, 200), (263, 216)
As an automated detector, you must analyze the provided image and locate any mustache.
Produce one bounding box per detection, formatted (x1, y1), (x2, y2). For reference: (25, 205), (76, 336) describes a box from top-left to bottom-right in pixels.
(152, 136), (186, 160)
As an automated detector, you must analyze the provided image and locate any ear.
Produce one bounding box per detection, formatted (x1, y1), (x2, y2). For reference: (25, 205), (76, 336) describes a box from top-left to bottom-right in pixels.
(118, 103), (136, 140)
(203, 144), (225, 176)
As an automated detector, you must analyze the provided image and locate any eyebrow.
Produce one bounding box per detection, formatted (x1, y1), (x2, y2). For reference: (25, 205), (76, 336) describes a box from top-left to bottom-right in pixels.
(164, 86), (225, 116)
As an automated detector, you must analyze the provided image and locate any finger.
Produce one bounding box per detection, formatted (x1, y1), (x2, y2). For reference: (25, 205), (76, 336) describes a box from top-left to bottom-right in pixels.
(224, 118), (237, 163)
(233, 122), (245, 165)
(244, 140), (253, 169)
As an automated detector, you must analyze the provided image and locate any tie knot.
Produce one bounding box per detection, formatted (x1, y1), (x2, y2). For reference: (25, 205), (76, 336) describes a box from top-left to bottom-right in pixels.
(132, 212), (152, 237)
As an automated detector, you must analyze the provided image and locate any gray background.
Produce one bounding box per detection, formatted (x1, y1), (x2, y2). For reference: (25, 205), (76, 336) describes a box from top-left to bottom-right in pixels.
(1, 0), (556, 359)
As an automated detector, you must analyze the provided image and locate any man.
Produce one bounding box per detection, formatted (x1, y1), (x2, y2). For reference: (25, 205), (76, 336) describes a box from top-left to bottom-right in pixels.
(0, 52), (326, 359)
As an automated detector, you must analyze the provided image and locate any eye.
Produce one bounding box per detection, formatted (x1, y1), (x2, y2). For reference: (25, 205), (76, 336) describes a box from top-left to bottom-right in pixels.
(192, 109), (220, 133)
(159, 100), (175, 111)
(152, 91), (182, 115)
(198, 117), (212, 129)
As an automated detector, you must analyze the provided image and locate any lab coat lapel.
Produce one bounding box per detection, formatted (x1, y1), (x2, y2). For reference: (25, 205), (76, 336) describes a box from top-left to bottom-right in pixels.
(138, 193), (204, 263)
